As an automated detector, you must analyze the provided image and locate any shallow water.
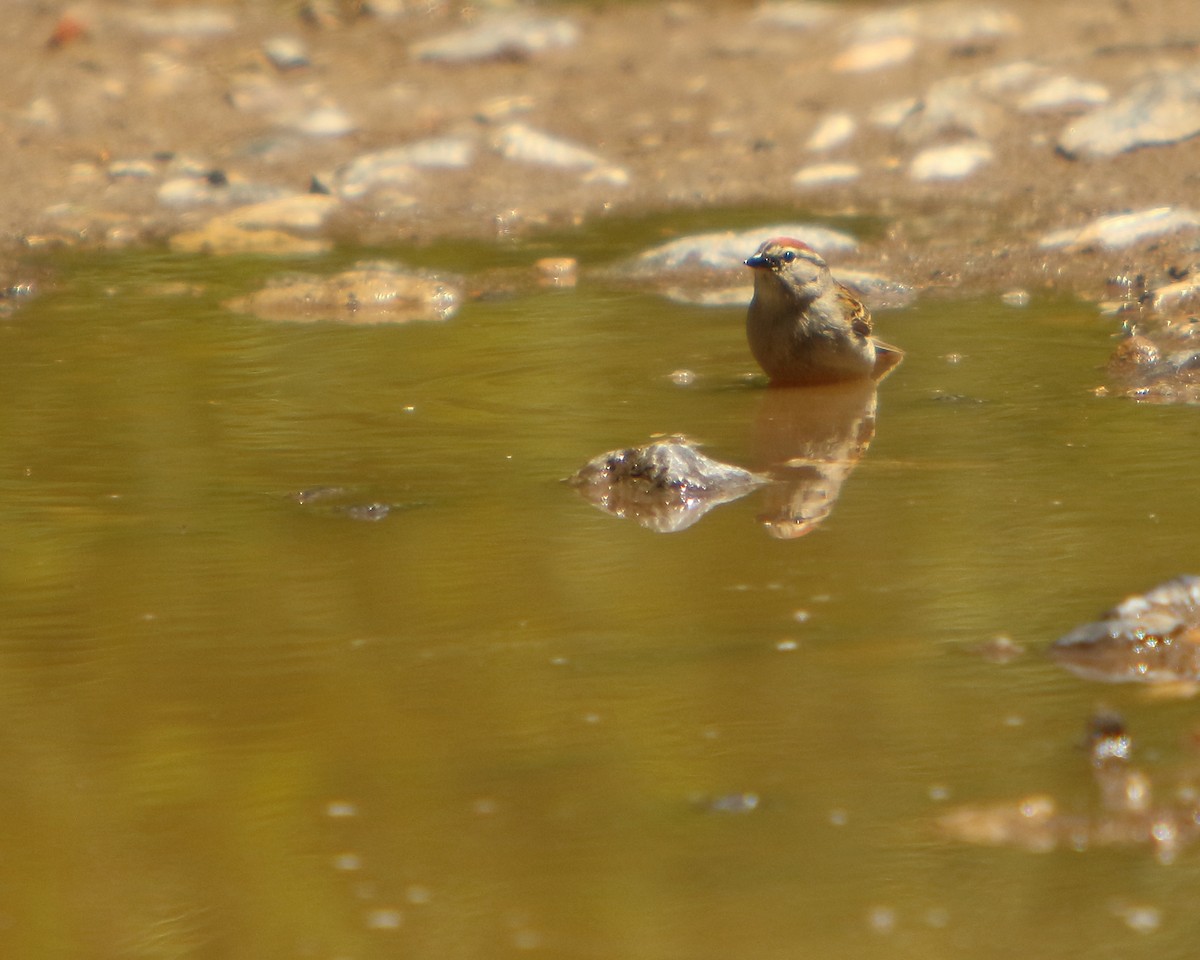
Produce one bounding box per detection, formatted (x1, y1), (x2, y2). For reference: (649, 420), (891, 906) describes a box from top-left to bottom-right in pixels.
(2, 241), (1199, 959)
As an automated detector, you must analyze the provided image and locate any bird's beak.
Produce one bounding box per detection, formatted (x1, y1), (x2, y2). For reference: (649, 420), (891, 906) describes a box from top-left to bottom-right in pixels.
(744, 254), (771, 269)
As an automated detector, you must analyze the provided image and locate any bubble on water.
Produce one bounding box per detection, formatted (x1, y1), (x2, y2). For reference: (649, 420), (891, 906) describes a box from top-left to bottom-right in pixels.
(1112, 901), (1161, 933)
(406, 885), (432, 905)
(829, 808), (848, 827)
(365, 908), (403, 931)
(331, 852), (362, 871)
(925, 907), (950, 929)
(775, 639), (798, 651)
(867, 906), (897, 934)
(326, 800), (358, 818)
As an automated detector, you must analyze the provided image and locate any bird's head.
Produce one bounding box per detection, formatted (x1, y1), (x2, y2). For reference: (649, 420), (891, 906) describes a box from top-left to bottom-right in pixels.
(745, 238), (830, 300)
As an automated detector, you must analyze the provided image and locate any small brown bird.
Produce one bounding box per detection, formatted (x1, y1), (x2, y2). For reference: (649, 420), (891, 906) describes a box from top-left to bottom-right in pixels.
(745, 238), (903, 385)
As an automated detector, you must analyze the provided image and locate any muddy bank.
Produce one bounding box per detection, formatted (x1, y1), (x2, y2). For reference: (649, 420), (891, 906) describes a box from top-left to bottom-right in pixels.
(3, 0), (1200, 298)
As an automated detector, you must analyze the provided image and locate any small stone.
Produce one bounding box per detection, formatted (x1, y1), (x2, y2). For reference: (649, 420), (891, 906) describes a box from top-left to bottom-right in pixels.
(792, 162), (860, 188)
(294, 104), (356, 138)
(476, 94), (535, 122)
(805, 112), (856, 152)
(108, 159), (158, 179)
(1018, 75), (1109, 113)
(494, 123), (607, 170)
(909, 141), (993, 181)
(833, 35), (916, 73)
(412, 14), (579, 63)
(263, 36), (310, 70)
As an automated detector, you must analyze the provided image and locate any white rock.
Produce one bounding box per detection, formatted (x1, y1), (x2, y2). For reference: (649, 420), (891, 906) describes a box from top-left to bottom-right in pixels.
(1059, 69), (1200, 158)
(294, 105), (356, 138)
(1038, 206), (1200, 251)
(336, 138), (475, 198)
(908, 140), (993, 181)
(792, 162), (861, 188)
(411, 15), (579, 63)
(1019, 75), (1110, 113)
(632, 225), (858, 275)
(263, 36), (310, 71)
(833, 35), (916, 73)
(494, 124), (607, 170)
(805, 112), (857, 152)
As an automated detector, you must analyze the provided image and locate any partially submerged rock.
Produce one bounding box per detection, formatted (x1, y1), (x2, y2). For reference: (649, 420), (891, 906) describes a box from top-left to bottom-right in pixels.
(1050, 576), (1200, 683)
(226, 262), (461, 324)
(612, 225), (862, 304)
(568, 438), (769, 534)
(1099, 269), (1200, 403)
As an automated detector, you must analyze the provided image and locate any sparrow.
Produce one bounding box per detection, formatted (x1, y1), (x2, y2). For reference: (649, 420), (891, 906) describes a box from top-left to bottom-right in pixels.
(745, 238), (903, 385)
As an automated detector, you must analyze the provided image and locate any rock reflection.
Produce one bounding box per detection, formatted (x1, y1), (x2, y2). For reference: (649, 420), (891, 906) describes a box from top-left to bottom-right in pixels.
(939, 712), (1197, 863)
(569, 379), (882, 536)
(1050, 575), (1200, 684)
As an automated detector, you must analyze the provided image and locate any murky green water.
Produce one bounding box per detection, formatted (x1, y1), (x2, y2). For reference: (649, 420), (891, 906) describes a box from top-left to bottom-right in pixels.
(2, 240), (1199, 959)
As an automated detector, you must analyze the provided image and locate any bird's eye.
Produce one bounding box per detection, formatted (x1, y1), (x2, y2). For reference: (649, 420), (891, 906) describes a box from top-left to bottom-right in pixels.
(781, 250), (795, 262)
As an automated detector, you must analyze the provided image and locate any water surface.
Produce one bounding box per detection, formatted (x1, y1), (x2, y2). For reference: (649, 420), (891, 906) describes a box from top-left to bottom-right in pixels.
(1, 245), (1197, 959)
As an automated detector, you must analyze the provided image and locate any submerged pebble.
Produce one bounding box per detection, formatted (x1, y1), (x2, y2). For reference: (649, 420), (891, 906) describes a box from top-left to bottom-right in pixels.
(226, 262), (461, 324)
